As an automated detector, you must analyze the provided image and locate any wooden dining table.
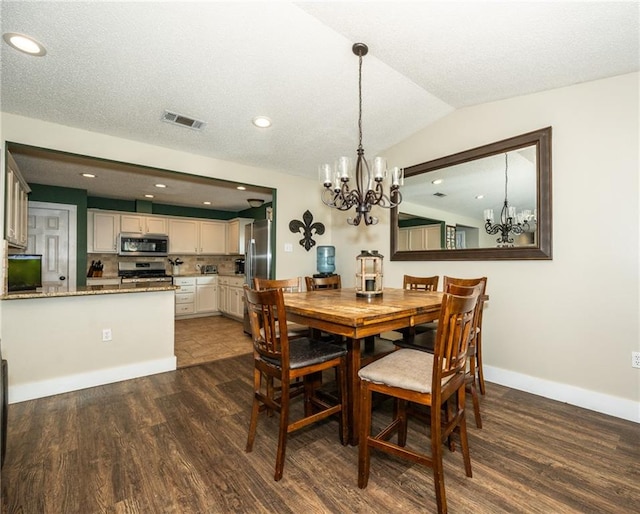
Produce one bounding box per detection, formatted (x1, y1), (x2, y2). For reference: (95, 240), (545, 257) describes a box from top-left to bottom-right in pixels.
(283, 287), (444, 445)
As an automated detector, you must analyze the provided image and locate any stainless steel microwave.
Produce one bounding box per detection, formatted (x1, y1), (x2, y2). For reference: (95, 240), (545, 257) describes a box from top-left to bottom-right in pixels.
(117, 233), (169, 257)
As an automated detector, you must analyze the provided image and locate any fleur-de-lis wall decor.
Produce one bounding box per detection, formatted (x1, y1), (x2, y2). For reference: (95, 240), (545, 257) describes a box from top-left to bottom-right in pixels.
(289, 210), (325, 251)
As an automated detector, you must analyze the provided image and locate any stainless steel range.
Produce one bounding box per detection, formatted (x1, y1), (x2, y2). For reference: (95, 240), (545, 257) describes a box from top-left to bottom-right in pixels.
(118, 261), (173, 287)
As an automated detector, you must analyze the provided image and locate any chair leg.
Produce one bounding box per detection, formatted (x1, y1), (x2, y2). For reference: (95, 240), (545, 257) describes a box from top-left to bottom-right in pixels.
(397, 399), (408, 447)
(338, 360), (348, 446)
(430, 403), (447, 514)
(476, 334), (486, 395)
(245, 369), (262, 452)
(458, 387), (473, 478)
(357, 381), (373, 489)
(274, 380), (290, 481)
(469, 379), (482, 429)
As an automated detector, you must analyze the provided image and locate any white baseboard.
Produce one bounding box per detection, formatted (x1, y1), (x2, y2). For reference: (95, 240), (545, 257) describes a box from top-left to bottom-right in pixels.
(8, 357), (177, 404)
(484, 365), (640, 424)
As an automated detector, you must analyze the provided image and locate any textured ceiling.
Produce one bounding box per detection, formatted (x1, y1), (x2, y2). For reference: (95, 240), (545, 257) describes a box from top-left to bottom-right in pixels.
(1, 1), (638, 211)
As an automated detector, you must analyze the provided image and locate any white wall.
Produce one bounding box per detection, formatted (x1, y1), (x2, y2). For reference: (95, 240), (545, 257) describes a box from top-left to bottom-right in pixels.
(332, 72), (640, 422)
(1, 289), (176, 402)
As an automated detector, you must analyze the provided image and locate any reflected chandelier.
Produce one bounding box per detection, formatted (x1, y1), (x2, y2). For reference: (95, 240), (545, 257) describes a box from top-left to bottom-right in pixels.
(484, 152), (534, 245)
(319, 43), (403, 226)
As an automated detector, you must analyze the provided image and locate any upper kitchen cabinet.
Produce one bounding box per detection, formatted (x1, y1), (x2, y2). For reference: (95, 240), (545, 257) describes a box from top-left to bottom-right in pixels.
(88, 210), (120, 253)
(169, 218), (226, 254)
(199, 221), (226, 254)
(120, 214), (168, 234)
(226, 218), (253, 255)
(5, 153), (31, 249)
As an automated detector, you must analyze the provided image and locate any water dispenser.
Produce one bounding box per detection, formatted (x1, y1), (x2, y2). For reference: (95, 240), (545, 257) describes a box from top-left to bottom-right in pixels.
(316, 246), (335, 275)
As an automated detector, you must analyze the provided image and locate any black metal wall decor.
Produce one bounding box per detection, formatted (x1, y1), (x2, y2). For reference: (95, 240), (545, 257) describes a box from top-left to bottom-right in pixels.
(289, 210), (325, 251)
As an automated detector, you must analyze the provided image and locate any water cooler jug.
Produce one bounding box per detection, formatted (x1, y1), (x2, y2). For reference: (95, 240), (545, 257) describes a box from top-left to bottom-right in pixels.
(316, 246), (335, 275)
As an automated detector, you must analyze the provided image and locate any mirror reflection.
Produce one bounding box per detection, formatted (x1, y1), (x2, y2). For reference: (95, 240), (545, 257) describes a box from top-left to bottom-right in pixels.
(391, 127), (552, 261)
(399, 146), (537, 250)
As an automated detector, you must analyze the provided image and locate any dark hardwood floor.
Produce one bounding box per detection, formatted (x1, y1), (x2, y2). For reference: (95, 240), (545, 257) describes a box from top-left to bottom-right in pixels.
(2, 350), (639, 512)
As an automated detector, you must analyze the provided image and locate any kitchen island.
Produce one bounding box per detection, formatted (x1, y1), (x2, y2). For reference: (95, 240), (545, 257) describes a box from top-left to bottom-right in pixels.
(1, 283), (177, 403)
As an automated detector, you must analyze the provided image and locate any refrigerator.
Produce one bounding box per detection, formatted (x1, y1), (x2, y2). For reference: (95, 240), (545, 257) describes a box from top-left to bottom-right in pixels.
(243, 217), (273, 334)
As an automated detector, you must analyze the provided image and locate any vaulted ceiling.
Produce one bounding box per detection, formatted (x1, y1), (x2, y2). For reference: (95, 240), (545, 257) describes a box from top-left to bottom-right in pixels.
(2, 1), (638, 211)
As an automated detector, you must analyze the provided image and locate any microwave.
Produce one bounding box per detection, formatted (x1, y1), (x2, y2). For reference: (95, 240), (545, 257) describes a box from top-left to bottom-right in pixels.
(118, 233), (169, 257)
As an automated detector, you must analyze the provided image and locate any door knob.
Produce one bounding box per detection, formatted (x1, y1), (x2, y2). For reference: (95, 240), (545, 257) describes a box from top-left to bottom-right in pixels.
(59, 276), (66, 281)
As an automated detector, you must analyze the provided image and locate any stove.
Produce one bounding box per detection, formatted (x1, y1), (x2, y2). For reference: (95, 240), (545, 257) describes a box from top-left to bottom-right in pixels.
(118, 261), (173, 285)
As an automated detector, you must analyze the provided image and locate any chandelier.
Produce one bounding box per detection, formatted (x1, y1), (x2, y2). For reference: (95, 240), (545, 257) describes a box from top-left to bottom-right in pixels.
(484, 152), (535, 245)
(319, 43), (403, 226)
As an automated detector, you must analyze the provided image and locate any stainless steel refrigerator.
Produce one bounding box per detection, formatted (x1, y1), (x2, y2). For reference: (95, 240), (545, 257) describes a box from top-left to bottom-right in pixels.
(243, 217), (273, 333)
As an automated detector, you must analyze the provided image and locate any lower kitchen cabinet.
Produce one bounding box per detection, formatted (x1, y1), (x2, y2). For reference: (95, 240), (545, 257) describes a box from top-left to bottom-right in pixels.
(174, 276), (220, 318)
(196, 276), (218, 313)
(218, 275), (245, 320)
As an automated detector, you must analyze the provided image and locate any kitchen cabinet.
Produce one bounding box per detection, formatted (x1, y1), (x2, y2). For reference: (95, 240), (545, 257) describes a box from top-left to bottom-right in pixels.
(226, 217), (253, 255)
(196, 276), (218, 313)
(218, 275), (245, 319)
(88, 210), (120, 253)
(174, 277), (196, 317)
(199, 221), (226, 254)
(120, 214), (168, 234)
(168, 219), (199, 254)
(398, 225), (441, 251)
(175, 276), (219, 318)
(168, 218), (226, 255)
(5, 153), (31, 249)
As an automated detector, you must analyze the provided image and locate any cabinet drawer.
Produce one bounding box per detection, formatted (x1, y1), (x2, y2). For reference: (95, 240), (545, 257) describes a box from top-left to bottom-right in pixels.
(175, 303), (195, 314)
(228, 277), (245, 287)
(175, 292), (195, 304)
(175, 285), (195, 294)
(196, 276), (217, 285)
(174, 277), (195, 287)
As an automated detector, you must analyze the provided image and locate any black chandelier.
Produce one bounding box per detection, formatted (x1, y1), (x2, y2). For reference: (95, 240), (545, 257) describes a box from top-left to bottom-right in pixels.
(484, 153), (532, 245)
(319, 43), (403, 226)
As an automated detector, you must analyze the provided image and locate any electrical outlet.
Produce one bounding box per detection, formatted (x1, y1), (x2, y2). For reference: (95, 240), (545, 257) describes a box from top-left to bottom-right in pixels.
(632, 351), (640, 369)
(102, 328), (112, 342)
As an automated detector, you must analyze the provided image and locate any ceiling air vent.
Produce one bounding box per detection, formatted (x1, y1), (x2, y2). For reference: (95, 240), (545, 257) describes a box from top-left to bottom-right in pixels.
(161, 110), (206, 131)
(433, 192), (447, 197)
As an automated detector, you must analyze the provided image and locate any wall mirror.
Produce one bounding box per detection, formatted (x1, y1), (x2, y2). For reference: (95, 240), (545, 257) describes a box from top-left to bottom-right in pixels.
(390, 127), (552, 261)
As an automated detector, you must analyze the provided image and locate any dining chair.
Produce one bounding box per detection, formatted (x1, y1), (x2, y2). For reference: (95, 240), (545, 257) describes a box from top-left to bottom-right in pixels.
(253, 277), (310, 412)
(305, 274), (342, 291)
(253, 277), (309, 338)
(357, 291), (479, 514)
(443, 277), (487, 393)
(244, 285), (348, 481)
(395, 278), (486, 429)
(399, 274), (440, 340)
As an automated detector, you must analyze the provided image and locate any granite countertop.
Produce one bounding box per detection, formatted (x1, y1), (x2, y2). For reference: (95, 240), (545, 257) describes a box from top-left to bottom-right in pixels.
(2, 283), (177, 300)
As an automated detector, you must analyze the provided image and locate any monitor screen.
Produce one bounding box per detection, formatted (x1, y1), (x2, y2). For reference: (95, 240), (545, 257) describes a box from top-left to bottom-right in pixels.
(7, 254), (42, 292)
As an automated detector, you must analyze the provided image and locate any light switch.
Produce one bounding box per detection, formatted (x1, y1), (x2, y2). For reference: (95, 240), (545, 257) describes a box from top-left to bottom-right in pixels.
(284, 243), (293, 252)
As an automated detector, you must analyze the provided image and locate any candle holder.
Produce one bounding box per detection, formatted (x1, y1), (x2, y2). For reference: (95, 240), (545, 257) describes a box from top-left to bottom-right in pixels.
(355, 250), (383, 297)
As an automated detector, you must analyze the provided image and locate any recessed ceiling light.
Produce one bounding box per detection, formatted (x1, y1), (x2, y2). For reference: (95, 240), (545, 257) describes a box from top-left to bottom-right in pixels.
(252, 116), (272, 128)
(81, 173), (96, 178)
(203, 201), (211, 205)
(432, 179), (443, 185)
(476, 195), (484, 199)
(2, 32), (47, 56)
(144, 194), (154, 198)
(155, 183), (167, 188)
(237, 186), (247, 191)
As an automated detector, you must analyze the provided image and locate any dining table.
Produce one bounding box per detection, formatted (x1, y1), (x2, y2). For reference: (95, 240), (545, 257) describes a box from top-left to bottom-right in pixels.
(283, 287), (444, 445)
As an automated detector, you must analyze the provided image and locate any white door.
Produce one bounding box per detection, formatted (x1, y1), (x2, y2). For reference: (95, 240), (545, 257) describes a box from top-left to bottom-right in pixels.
(27, 202), (77, 292)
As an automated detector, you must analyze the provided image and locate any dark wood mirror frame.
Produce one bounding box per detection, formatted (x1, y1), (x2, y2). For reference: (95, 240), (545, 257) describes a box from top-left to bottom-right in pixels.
(390, 127), (552, 261)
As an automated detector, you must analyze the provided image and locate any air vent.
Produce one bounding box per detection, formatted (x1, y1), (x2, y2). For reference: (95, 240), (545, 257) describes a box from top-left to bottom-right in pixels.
(433, 192), (447, 197)
(161, 110), (206, 131)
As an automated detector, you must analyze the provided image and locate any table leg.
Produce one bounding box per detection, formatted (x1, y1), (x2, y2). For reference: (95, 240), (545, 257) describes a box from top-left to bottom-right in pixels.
(346, 337), (361, 446)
